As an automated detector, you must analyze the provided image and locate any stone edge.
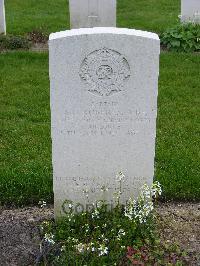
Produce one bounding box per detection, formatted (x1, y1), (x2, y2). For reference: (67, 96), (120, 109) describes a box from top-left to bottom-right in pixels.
(49, 27), (160, 42)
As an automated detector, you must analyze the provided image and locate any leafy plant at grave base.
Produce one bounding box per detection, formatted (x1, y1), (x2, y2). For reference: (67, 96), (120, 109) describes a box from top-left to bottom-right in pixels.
(0, 35), (30, 51)
(160, 23), (200, 52)
(36, 175), (189, 265)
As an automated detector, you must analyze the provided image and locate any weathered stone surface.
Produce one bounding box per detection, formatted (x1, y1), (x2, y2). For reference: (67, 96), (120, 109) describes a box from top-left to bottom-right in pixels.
(49, 27), (160, 216)
(0, 0), (6, 34)
(69, 0), (116, 29)
(181, 0), (200, 23)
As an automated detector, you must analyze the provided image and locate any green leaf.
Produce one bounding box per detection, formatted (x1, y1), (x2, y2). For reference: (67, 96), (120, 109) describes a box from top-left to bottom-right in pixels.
(171, 40), (181, 47)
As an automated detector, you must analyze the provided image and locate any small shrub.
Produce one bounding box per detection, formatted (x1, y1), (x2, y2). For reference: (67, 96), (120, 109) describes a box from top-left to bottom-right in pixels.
(27, 30), (48, 44)
(0, 35), (30, 51)
(161, 23), (200, 52)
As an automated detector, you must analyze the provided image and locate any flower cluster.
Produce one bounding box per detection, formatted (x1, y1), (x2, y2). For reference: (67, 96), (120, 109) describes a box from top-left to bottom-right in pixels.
(39, 176), (163, 264)
(44, 233), (55, 245)
(117, 229), (126, 241)
(91, 207), (100, 219)
(66, 236), (78, 244)
(125, 181), (162, 223)
(98, 244), (109, 256)
(116, 171), (125, 182)
(74, 241), (109, 257)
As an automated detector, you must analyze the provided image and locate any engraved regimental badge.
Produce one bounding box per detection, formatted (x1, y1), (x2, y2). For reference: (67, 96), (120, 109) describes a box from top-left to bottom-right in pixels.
(79, 48), (130, 96)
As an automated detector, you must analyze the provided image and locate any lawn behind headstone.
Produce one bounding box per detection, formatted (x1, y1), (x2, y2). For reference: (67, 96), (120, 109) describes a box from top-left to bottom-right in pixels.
(5, 0), (180, 35)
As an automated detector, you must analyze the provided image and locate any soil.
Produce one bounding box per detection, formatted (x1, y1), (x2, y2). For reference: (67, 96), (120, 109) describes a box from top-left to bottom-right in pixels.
(31, 42), (48, 52)
(156, 202), (200, 265)
(0, 203), (199, 266)
(0, 206), (54, 266)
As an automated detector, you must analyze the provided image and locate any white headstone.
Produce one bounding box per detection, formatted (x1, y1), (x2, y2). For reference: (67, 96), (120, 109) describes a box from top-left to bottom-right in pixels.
(49, 27), (160, 217)
(0, 0), (6, 34)
(181, 0), (200, 23)
(69, 0), (116, 29)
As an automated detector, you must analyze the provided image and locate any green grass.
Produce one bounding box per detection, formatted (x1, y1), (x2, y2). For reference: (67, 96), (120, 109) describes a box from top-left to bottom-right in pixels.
(5, 0), (180, 35)
(5, 0), (70, 35)
(0, 51), (199, 205)
(0, 52), (52, 205)
(118, 0), (180, 34)
(156, 53), (200, 200)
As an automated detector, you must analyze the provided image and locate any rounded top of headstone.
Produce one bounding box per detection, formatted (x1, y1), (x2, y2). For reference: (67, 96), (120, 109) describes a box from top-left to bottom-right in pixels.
(49, 27), (160, 42)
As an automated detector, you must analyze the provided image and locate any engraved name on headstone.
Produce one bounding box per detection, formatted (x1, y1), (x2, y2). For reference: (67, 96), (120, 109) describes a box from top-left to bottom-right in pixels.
(49, 28), (160, 217)
(69, 0), (116, 29)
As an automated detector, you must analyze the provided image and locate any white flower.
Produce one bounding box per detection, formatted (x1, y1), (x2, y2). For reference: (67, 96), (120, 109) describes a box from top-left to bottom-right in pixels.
(84, 223), (90, 233)
(151, 181), (162, 197)
(92, 208), (100, 219)
(42, 221), (49, 225)
(113, 191), (122, 201)
(135, 200), (154, 224)
(118, 229), (125, 236)
(61, 245), (66, 251)
(98, 244), (109, 256)
(38, 200), (46, 208)
(44, 233), (55, 245)
(124, 181), (162, 223)
(96, 200), (104, 209)
(124, 198), (136, 220)
(67, 237), (78, 243)
(75, 243), (85, 253)
(140, 184), (151, 200)
(117, 229), (126, 240)
(116, 171), (125, 182)
(68, 203), (73, 209)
